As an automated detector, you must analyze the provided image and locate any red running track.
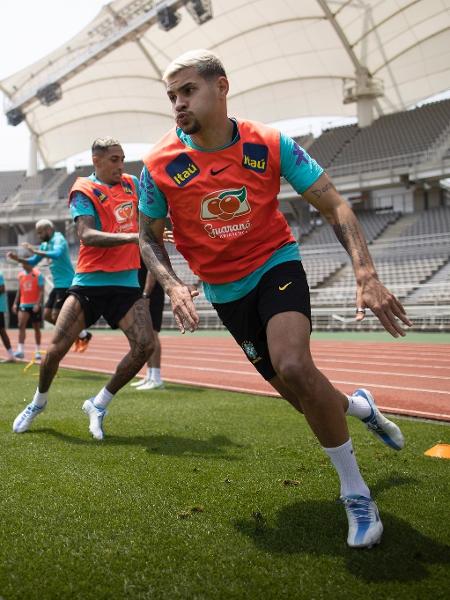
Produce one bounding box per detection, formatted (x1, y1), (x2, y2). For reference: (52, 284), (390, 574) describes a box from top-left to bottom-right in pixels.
(7, 332), (450, 422)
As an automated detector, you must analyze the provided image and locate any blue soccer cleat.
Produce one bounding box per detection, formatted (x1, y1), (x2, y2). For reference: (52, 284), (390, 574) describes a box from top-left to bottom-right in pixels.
(353, 388), (405, 451)
(341, 495), (383, 548)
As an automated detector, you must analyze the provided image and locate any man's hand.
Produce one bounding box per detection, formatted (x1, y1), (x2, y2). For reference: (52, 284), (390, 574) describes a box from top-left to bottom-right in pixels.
(7, 251), (19, 262)
(12, 303), (18, 315)
(163, 229), (175, 244)
(21, 242), (35, 253)
(167, 283), (199, 333)
(355, 277), (412, 337)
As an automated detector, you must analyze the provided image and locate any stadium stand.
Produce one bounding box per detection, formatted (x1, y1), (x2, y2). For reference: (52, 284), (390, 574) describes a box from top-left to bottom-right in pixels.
(329, 99), (450, 175)
(57, 165), (94, 199)
(0, 170), (26, 201)
(399, 206), (450, 237)
(307, 124), (359, 168)
(300, 210), (400, 246)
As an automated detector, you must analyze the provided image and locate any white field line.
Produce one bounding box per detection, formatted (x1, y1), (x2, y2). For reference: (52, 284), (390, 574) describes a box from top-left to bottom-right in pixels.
(59, 352), (450, 385)
(62, 345), (450, 374)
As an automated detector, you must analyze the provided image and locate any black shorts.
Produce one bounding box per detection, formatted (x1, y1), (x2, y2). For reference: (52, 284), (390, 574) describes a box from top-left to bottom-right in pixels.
(18, 306), (43, 324)
(68, 286), (142, 329)
(149, 282), (165, 332)
(45, 288), (69, 311)
(0, 313), (5, 329)
(213, 261), (311, 381)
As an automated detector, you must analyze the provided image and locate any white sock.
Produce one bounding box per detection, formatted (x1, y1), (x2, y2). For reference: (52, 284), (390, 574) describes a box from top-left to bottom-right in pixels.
(17, 343), (24, 353)
(35, 346), (41, 353)
(7, 348), (14, 357)
(32, 388), (48, 408)
(79, 330), (88, 339)
(146, 367), (152, 381)
(323, 438), (370, 498)
(346, 394), (371, 420)
(151, 368), (162, 384)
(93, 386), (114, 410)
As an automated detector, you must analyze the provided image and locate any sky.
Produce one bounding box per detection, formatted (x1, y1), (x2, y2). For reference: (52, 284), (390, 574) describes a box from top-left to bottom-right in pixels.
(0, 0), (107, 171)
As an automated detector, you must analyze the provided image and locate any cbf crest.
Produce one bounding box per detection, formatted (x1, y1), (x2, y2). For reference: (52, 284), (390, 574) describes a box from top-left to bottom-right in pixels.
(241, 340), (261, 364)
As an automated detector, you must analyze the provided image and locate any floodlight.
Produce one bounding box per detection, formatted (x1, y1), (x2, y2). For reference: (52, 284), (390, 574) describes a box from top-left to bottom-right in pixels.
(6, 108), (25, 126)
(36, 83), (63, 107)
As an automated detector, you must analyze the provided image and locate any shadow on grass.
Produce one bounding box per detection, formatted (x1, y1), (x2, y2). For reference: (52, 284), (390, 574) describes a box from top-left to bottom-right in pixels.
(32, 428), (242, 459)
(235, 497), (450, 583)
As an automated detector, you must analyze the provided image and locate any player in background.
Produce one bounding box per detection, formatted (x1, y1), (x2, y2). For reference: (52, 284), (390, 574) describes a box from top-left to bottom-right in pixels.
(138, 49), (412, 549)
(8, 220), (92, 353)
(0, 269), (15, 363)
(8, 260), (44, 360)
(130, 265), (166, 390)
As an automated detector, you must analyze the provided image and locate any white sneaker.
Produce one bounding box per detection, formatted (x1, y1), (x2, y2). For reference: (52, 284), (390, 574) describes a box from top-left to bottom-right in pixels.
(353, 388), (405, 451)
(82, 399), (107, 440)
(35, 352), (42, 361)
(1, 356), (16, 363)
(13, 402), (46, 433)
(341, 495), (383, 549)
(137, 380), (165, 391)
(130, 378), (148, 388)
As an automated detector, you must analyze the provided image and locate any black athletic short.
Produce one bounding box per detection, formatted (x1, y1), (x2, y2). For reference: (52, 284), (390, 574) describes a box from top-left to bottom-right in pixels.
(68, 286), (142, 329)
(18, 306), (43, 324)
(213, 261), (311, 381)
(0, 313), (5, 329)
(149, 282), (164, 332)
(138, 264), (165, 332)
(45, 287), (69, 311)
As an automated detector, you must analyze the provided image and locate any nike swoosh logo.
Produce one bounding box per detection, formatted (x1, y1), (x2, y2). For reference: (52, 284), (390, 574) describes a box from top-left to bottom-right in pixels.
(210, 165), (231, 176)
(278, 282), (293, 291)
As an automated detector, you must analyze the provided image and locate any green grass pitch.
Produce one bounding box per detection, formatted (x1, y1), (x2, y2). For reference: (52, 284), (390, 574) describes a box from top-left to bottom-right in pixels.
(1, 364), (449, 600)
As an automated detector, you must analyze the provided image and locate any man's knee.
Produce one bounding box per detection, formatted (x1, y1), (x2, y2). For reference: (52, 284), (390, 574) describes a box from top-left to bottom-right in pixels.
(273, 354), (316, 394)
(132, 336), (154, 364)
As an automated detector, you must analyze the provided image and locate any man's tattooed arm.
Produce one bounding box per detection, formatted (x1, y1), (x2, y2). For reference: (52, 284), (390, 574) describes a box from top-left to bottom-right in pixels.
(303, 173), (377, 280)
(76, 215), (138, 247)
(138, 212), (183, 292)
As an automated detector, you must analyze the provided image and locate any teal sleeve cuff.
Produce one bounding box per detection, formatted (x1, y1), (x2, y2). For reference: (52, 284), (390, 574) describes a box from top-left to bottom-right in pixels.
(70, 192), (96, 219)
(138, 165), (168, 219)
(280, 133), (323, 194)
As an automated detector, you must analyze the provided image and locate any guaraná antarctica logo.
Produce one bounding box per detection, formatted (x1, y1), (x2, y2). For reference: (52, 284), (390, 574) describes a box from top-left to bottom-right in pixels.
(201, 186), (252, 239)
(200, 186), (250, 222)
(114, 201), (134, 224)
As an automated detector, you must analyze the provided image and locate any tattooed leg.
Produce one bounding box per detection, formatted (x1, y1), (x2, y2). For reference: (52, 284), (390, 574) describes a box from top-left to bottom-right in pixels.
(39, 296), (86, 392)
(106, 298), (154, 394)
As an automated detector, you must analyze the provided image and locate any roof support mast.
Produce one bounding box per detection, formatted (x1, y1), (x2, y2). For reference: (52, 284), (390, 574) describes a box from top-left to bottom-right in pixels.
(316, 0), (383, 127)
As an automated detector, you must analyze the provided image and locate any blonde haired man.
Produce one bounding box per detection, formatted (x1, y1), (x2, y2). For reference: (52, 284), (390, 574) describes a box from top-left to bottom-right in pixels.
(139, 49), (411, 548)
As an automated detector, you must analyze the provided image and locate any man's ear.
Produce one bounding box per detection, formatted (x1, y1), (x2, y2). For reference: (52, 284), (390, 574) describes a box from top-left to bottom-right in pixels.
(216, 76), (229, 98)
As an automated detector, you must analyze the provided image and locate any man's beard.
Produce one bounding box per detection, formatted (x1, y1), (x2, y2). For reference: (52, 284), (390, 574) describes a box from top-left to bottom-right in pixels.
(181, 118), (201, 135)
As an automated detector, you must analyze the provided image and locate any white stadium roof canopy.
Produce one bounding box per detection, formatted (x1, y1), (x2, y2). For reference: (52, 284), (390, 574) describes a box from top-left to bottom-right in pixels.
(1, 0), (450, 166)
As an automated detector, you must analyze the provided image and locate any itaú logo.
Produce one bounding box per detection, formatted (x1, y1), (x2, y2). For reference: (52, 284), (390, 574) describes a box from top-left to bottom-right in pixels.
(200, 186), (250, 222)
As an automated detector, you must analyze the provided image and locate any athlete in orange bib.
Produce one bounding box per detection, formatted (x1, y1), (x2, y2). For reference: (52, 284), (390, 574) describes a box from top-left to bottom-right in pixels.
(6, 261), (44, 360)
(139, 50), (412, 549)
(12, 138), (155, 441)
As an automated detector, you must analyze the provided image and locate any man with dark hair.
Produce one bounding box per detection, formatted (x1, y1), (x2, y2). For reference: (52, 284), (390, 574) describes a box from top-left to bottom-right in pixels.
(139, 49), (412, 549)
(12, 137), (154, 440)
